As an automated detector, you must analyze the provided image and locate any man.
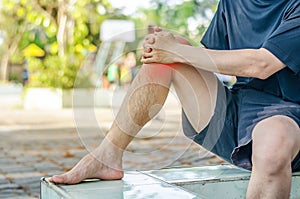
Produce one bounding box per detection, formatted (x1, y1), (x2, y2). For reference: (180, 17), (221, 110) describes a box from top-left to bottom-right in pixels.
(50, 0), (300, 198)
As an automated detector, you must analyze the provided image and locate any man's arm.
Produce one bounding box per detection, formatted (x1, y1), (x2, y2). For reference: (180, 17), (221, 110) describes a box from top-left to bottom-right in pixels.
(141, 31), (285, 79)
(177, 46), (285, 79)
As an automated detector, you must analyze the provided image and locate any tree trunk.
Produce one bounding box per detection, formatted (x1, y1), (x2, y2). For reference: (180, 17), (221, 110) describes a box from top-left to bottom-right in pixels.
(0, 32), (23, 82)
(57, 0), (76, 57)
(0, 46), (10, 82)
(57, 0), (67, 57)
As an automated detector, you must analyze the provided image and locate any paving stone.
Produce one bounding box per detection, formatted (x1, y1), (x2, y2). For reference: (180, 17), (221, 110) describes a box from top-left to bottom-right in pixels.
(0, 179), (10, 185)
(0, 158), (17, 165)
(26, 187), (40, 195)
(16, 156), (41, 164)
(0, 189), (28, 198)
(1, 166), (35, 173)
(0, 183), (22, 190)
(12, 176), (41, 186)
(33, 161), (61, 171)
(0, 174), (7, 181)
(6, 171), (43, 180)
(5, 196), (36, 199)
(0, 188), (25, 193)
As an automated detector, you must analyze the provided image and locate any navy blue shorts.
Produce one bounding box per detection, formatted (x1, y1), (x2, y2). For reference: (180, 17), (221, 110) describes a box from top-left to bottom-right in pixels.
(182, 81), (300, 171)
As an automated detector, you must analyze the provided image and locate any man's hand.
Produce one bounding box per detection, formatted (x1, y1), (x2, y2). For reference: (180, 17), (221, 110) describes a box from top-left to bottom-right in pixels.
(141, 28), (182, 64)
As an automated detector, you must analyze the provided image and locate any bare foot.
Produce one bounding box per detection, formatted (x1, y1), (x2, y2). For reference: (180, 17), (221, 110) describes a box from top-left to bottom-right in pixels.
(49, 141), (124, 184)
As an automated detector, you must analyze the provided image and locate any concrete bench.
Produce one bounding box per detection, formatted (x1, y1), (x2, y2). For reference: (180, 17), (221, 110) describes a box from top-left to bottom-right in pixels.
(41, 164), (300, 199)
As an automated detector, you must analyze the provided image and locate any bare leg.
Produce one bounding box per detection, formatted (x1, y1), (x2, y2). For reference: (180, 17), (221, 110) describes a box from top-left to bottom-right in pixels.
(49, 64), (172, 184)
(50, 38), (217, 184)
(246, 115), (300, 199)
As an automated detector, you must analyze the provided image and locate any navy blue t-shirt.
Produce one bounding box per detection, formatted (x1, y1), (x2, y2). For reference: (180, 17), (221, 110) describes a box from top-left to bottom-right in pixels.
(201, 0), (300, 103)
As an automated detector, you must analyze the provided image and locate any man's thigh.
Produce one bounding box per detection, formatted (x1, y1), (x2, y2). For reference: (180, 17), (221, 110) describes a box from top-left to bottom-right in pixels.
(172, 65), (218, 134)
(182, 81), (238, 164)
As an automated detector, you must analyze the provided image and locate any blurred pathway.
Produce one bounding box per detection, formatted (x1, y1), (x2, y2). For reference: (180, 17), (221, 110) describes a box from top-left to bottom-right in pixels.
(0, 106), (223, 199)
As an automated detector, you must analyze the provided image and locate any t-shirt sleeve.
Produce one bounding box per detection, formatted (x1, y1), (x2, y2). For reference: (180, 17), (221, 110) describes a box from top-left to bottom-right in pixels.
(201, 0), (229, 50)
(262, 3), (300, 74)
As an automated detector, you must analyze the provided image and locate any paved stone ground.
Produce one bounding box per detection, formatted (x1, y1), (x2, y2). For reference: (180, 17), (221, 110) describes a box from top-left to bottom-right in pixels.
(0, 105), (224, 199)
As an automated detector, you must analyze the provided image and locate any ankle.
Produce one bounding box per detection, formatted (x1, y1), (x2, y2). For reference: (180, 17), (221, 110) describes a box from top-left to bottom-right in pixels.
(106, 128), (134, 150)
(96, 138), (124, 158)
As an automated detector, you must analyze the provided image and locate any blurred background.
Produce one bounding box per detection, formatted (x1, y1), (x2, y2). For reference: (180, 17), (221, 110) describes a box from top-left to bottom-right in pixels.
(0, 0), (219, 95)
(0, 0), (229, 198)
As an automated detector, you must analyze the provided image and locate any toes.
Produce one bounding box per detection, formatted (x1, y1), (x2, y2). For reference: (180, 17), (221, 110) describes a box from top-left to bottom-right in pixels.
(49, 175), (67, 184)
(49, 173), (80, 185)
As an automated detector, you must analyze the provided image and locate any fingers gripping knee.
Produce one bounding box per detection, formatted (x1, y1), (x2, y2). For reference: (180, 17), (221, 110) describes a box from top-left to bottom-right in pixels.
(175, 35), (192, 46)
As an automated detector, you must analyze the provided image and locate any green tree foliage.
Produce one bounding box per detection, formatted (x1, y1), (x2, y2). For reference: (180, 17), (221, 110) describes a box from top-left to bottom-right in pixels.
(21, 0), (119, 57)
(0, 0), (118, 86)
(135, 0), (219, 44)
(0, 0), (219, 85)
(26, 55), (82, 89)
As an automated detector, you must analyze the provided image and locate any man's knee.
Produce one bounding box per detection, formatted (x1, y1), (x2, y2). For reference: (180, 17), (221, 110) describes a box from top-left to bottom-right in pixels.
(136, 63), (173, 86)
(252, 115), (300, 174)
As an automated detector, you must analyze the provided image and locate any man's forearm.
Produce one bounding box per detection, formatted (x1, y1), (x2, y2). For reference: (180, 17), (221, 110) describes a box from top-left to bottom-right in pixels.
(175, 44), (285, 79)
